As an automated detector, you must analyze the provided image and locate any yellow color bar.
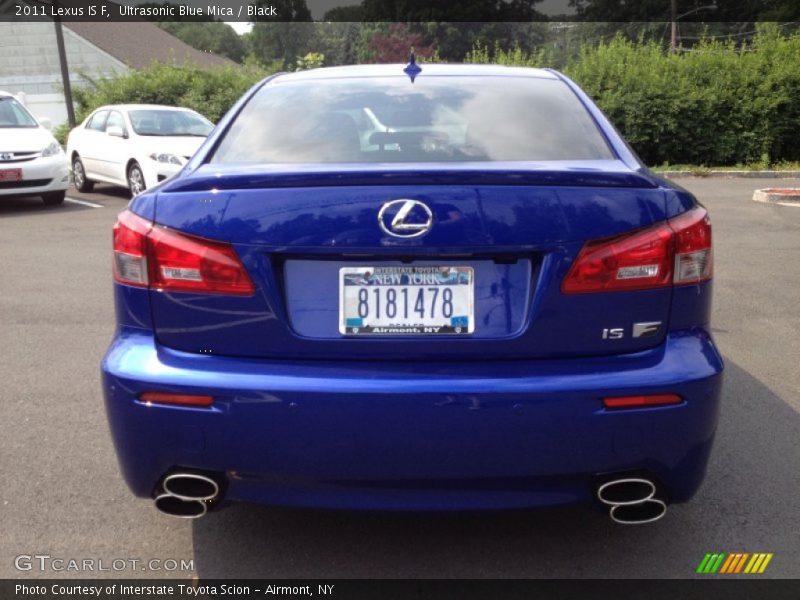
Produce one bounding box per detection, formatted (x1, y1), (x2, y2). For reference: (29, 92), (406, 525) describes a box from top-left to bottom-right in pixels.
(744, 554), (760, 574)
(758, 553), (774, 573)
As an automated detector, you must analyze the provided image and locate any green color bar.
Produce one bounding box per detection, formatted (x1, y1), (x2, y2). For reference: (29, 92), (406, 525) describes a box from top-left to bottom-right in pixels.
(710, 553), (727, 573)
(697, 554), (713, 574)
(704, 554), (719, 573)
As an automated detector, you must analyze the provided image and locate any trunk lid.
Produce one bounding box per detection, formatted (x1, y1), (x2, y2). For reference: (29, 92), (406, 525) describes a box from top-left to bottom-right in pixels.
(148, 162), (671, 360)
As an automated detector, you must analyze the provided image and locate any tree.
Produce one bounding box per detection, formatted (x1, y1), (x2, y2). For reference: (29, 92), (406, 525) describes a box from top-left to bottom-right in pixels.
(134, 2), (246, 63)
(567, 0), (797, 22)
(359, 0), (545, 22)
(312, 22), (366, 66)
(157, 21), (246, 63)
(323, 5), (366, 21)
(425, 22), (550, 62)
(366, 23), (435, 62)
(248, 0), (314, 69)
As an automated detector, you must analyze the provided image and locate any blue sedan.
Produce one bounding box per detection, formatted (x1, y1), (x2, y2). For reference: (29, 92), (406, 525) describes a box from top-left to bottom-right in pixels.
(102, 63), (722, 525)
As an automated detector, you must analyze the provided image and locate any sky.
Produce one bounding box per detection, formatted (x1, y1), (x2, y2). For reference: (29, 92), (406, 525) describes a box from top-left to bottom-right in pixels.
(226, 21), (252, 34)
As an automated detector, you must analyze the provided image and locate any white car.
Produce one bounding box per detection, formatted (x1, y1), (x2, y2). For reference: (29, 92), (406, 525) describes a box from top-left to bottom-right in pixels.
(66, 104), (213, 196)
(0, 91), (69, 205)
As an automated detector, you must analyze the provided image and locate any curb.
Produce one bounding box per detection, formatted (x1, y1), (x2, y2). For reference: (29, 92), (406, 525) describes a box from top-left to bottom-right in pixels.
(752, 188), (800, 206)
(658, 170), (800, 179)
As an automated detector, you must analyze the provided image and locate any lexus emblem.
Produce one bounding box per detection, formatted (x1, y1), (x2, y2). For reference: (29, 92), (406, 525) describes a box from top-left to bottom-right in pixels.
(378, 199), (433, 238)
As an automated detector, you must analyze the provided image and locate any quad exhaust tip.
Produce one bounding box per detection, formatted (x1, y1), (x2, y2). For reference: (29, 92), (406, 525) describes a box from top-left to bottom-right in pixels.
(610, 498), (667, 525)
(163, 473), (219, 502)
(596, 477), (667, 525)
(154, 472), (220, 519)
(154, 493), (207, 518)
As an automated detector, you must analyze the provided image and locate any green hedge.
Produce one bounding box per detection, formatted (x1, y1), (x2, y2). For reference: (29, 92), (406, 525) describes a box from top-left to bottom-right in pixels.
(467, 25), (800, 167)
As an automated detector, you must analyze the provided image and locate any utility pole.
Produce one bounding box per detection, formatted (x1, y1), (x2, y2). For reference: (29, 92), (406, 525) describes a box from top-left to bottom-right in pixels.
(670, 0), (678, 53)
(52, 1), (76, 127)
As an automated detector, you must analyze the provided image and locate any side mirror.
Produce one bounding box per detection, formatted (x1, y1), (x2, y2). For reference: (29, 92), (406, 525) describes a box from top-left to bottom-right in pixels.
(107, 125), (126, 138)
(39, 117), (52, 131)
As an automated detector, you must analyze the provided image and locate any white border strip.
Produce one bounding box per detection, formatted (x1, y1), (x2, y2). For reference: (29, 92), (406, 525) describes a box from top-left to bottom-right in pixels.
(65, 196), (103, 208)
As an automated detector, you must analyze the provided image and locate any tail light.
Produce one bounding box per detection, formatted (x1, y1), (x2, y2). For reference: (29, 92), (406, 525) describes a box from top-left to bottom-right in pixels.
(139, 391), (214, 407)
(562, 207), (712, 294)
(113, 210), (254, 296)
(603, 394), (682, 409)
(671, 207), (713, 284)
(112, 209), (151, 287)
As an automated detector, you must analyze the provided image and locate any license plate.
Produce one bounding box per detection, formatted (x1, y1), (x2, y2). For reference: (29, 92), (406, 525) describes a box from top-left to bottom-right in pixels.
(339, 266), (474, 335)
(0, 168), (22, 182)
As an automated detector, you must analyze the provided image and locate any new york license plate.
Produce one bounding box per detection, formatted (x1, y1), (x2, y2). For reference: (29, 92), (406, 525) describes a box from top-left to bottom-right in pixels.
(339, 266), (474, 335)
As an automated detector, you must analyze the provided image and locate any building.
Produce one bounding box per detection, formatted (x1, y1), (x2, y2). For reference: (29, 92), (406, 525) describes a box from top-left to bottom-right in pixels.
(0, 18), (236, 127)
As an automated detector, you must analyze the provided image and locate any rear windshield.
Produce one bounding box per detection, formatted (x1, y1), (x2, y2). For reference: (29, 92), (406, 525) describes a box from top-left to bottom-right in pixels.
(210, 76), (615, 164)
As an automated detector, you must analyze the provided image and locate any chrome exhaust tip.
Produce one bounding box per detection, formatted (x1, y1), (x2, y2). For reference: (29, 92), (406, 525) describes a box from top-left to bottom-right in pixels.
(596, 477), (667, 525)
(610, 498), (667, 525)
(154, 493), (208, 519)
(154, 472), (222, 518)
(596, 478), (656, 506)
(162, 473), (220, 502)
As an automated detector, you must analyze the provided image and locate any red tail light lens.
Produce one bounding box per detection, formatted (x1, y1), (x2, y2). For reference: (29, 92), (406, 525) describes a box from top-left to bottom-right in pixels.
(562, 206), (712, 294)
(562, 223), (673, 294)
(113, 209), (152, 287)
(603, 394), (682, 409)
(148, 225), (255, 295)
(113, 210), (254, 296)
(671, 207), (712, 285)
(139, 391), (214, 407)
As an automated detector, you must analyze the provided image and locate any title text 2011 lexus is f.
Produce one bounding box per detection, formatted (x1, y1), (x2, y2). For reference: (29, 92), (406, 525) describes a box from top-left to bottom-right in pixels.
(102, 63), (722, 524)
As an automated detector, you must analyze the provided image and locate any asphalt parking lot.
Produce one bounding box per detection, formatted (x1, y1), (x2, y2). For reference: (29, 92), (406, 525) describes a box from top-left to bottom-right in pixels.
(1, 178), (798, 579)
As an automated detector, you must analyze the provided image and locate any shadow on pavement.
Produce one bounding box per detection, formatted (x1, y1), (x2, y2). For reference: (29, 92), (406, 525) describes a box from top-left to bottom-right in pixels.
(190, 359), (800, 578)
(68, 183), (131, 204)
(0, 195), (92, 216)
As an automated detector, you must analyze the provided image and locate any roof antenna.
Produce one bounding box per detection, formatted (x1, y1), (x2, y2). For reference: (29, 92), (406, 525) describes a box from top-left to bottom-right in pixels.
(403, 48), (422, 83)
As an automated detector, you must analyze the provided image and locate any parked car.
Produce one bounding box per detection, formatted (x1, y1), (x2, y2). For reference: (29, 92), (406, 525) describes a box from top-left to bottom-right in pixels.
(66, 104), (213, 197)
(0, 91), (69, 205)
(102, 64), (723, 524)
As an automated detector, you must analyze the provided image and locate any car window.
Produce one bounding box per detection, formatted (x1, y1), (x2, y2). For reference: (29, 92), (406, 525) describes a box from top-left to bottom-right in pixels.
(210, 76), (615, 164)
(0, 96), (38, 128)
(105, 111), (126, 133)
(128, 110), (213, 137)
(87, 110), (109, 131)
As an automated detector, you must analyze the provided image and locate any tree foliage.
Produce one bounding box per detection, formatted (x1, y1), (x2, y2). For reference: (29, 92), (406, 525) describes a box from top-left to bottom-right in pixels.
(157, 21), (246, 63)
(570, 0), (800, 22)
(358, 0), (545, 21)
(365, 23), (435, 62)
(247, 0), (313, 69)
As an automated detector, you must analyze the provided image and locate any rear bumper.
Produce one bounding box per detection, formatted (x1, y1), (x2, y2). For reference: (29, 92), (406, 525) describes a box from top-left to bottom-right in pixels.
(101, 329), (723, 510)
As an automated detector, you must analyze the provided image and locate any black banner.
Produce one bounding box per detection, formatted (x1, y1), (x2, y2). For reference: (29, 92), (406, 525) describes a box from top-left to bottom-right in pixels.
(3, 579), (800, 600)
(1, 0), (799, 22)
